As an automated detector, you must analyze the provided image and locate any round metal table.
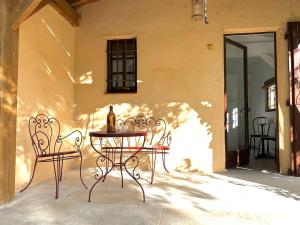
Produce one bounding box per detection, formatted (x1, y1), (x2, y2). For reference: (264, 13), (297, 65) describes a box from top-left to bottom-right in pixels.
(88, 131), (147, 202)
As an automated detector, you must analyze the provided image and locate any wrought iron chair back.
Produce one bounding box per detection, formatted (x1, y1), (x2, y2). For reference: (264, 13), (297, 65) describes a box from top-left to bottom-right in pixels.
(28, 114), (83, 157)
(28, 114), (62, 156)
(113, 115), (171, 184)
(252, 116), (270, 136)
(116, 116), (168, 148)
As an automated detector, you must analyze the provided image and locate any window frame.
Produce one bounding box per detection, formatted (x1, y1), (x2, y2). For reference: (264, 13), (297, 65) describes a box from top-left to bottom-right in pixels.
(263, 77), (276, 112)
(107, 38), (137, 93)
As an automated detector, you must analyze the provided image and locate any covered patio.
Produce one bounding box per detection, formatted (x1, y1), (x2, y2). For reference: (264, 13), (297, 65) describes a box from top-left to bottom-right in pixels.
(1, 0), (300, 224)
(1, 169), (300, 224)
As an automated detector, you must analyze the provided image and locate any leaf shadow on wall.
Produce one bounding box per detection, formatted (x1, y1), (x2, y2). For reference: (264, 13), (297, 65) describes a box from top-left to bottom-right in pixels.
(75, 101), (215, 175)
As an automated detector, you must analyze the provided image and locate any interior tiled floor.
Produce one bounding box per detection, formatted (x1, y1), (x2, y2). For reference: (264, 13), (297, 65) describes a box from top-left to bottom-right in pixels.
(1, 168), (299, 225)
(246, 148), (278, 172)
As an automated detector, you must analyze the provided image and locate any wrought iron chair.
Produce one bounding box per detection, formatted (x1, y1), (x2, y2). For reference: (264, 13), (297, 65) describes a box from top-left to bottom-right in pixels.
(113, 116), (171, 184)
(100, 116), (171, 184)
(20, 114), (87, 198)
(260, 120), (277, 160)
(249, 116), (270, 156)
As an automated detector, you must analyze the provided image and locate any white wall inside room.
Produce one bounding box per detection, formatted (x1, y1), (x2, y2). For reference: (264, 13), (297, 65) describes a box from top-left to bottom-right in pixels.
(248, 57), (276, 152)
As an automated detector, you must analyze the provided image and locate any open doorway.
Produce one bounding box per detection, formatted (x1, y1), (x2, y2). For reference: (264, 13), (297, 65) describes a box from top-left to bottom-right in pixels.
(224, 32), (279, 173)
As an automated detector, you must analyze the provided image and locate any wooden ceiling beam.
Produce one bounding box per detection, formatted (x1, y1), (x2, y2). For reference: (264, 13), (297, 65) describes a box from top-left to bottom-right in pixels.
(69, 0), (99, 8)
(11, 0), (50, 31)
(49, 0), (80, 26)
(11, 0), (89, 30)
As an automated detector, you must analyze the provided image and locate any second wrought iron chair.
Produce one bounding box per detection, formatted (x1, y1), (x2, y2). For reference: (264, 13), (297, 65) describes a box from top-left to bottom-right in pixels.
(20, 114), (87, 199)
(115, 116), (171, 184)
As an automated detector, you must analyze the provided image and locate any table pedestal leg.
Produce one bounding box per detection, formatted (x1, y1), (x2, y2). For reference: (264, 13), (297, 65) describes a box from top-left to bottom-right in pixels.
(89, 155), (113, 202)
(120, 137), (124, 188)
(124, 156), (145, 202)
(89, 134), (146, 202)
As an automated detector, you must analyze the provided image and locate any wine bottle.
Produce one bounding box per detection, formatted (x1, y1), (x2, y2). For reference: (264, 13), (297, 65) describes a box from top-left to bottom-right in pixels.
(107, 105), (116, 132)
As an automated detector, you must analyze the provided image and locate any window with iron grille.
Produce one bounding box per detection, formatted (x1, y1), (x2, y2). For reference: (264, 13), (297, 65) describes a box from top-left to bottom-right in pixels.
(107, 39), (137, 93)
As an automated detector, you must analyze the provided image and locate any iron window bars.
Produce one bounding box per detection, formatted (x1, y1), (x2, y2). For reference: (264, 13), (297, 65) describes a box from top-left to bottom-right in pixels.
(107, 38), (137, 93)
(263, 77), (276, 111)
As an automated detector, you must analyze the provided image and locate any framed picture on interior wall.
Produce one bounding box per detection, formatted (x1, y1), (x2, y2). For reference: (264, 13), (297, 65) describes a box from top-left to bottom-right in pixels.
(263, 77), (276, 112)
(106, 38), (137, 93)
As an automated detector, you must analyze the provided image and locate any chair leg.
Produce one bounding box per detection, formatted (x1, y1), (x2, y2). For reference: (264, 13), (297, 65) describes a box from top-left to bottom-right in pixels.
(150, 149), (157, 184)
(57, 156), (61, 197)
(253, 138), (256, 156)
(249, 137), (252, 150)
(275, 146), (277, 163)
(79, 152), (88, 189)
(20, 158), (38, 193)
(267, 140), (270, 156)
(162, 151), (170, 173)
(52, 156), (60, 199)
(256, 139), (260, 160)
(60, 159), (63, 182)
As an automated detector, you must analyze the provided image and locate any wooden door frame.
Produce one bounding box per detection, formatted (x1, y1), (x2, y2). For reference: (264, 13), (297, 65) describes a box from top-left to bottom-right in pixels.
(287, 22), (296, 175)
(224, 32), (279, 171)
(287, 22), (300, 176)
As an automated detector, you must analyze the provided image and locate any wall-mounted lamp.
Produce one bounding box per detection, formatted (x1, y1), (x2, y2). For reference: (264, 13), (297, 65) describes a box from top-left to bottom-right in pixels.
(192, 0), (208, 24)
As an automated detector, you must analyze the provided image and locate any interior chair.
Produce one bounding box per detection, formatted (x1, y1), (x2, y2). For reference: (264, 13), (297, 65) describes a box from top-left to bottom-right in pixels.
(260, 120), (277, 161)
(249, 116), (270, 156)
(20, 114), (87, 198)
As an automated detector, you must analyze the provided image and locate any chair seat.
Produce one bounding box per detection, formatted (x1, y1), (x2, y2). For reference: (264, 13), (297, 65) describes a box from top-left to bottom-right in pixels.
(261, 136), (276, 141)
(154, 146), (170, 150)
(38, 150), (79, 158)
(251, 134), (264, 137)
(102, 146), (170, 151)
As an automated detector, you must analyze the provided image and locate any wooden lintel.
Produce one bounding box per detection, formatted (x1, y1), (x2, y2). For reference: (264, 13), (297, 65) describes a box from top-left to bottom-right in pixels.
(49, 0), (80, 26)
(11, 0), (49, 31)
(70, 0), (99, 8)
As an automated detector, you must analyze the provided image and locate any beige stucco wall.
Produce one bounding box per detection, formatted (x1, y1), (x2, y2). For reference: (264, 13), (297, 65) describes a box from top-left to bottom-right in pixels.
(16, 6), (75, 190)
(74, 0), (300, 174)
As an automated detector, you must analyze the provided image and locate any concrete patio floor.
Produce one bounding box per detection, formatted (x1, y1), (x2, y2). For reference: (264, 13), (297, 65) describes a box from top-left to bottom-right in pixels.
(0, 168), (300, 225)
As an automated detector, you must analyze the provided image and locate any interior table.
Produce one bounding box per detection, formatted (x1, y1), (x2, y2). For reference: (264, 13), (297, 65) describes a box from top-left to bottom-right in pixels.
(88, 131), (147, 202)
